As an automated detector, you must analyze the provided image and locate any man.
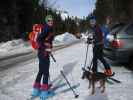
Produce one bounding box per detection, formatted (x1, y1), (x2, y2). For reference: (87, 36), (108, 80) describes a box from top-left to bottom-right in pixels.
(31, 15), (55, 100)
(89, 15), (113, 76)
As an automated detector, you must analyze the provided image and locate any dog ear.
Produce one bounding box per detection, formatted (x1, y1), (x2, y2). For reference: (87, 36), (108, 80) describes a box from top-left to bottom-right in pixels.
(82, 68), (87, 71)
(81, 71), (85, 79)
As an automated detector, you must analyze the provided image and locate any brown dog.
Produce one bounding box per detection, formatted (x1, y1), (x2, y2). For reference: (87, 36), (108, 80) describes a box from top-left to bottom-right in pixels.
(82, 70), (108, 95)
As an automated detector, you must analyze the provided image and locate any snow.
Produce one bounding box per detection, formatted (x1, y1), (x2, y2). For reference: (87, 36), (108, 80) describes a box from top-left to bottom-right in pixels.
(0, 39), (32, 59)
(0, 43), (99, 100)
(61, 13), (68, 20)
(54, 32), (79, 44)
(0, 42), (133, 100)
(0, 39), (25, 52)
(0, 32), (79, 59)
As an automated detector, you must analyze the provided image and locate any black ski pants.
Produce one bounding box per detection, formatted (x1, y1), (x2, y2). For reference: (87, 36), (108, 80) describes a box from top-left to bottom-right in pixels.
(92, 44), (110, 72)
(35, 51), (50, 84)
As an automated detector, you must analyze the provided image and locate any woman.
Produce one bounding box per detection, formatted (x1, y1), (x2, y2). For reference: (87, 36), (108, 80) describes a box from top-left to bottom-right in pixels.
(31, 15), (55, 100)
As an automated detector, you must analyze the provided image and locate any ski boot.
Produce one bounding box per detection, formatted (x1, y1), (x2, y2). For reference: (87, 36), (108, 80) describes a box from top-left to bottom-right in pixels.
(31, 83), (41, 98)
(31, 88), (40, 97)
(40, 90), (55, 100)
(40, 84), (55, 100)
(104, 69), (115, 77)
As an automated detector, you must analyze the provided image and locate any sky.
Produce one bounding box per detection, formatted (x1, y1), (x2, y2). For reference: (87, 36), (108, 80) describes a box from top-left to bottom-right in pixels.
(49, 0), (96, 18)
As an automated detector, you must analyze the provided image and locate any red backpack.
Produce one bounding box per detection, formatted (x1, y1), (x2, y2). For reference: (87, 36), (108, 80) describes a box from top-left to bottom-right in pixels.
(29, 24), (43, 50)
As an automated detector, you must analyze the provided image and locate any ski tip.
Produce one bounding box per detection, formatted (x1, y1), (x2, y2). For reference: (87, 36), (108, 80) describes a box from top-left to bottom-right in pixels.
(75, 95), (79, 98)
(111, 72), (115, 77)
(82, 67), (85, 71)
(27, 95), (38, 100)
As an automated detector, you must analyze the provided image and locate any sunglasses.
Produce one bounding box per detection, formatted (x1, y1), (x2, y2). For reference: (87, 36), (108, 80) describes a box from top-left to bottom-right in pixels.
(48, 20), (53, 22)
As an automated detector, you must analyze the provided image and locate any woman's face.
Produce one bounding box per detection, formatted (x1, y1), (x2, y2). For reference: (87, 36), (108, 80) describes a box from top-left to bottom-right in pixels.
(47, 19), (54, 27)
(89, 19), (96, 27)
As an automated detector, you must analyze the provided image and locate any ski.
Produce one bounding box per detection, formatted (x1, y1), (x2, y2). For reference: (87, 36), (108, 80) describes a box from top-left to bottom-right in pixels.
(106, 72), (121, 83)
(54, 83), (80, 95)
(60, 70), (79, 98)
(49, 82), (67, 92)
(108, 77), (121, 83)
(27, 95), (38, 100)
(105, 72), (121, 83)
(106, 79), (114, 84)
(48, 83), (80, 99)
(27, 83), (65, 100)
(28, 83), (79, 100)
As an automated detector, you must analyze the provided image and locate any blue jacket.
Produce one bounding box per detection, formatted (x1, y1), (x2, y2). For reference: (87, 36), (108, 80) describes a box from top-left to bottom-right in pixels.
(101, 25), (110, 47)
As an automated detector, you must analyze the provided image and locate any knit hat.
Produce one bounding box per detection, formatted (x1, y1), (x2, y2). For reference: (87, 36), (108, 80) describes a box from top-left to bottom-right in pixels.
(89, 15), (96, 20)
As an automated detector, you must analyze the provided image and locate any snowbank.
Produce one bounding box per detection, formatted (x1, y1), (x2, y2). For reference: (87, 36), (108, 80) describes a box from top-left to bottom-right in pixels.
(0, 39), (32, 59)
(0, 39), (29, 52)
(54, 32), (79, 45)
(0, 32), (79, 59)
(61, 13), (68, 20)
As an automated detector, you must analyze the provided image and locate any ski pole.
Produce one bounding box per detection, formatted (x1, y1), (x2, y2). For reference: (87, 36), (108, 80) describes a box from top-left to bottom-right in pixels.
(108, 77), (121, 83)
(60, 70), (79, 98)
(87, 58), (93, 71)
(50, 53), (56, 62)
(82, 43), (89, 70)
(50, 54), (79, 98)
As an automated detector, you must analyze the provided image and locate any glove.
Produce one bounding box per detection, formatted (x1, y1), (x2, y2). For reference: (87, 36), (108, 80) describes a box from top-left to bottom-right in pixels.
(45, 48), (52, 54)
(45, 48), (52, 52)
(44, 42), (52, 57)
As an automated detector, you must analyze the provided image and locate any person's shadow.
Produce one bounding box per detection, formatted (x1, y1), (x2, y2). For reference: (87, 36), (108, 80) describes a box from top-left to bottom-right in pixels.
(84, 87), (109, 100)
(51, 61), (78, 83)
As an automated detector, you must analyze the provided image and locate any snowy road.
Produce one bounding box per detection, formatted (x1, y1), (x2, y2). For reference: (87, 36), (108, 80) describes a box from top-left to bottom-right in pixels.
(0, 42), (133, 100)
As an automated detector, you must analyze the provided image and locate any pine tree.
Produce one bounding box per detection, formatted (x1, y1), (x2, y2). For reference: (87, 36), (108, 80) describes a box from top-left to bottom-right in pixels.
(93, 0), (113, 24)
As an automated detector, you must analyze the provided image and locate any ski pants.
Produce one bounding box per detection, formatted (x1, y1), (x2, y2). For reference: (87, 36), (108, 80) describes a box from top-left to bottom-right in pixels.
(35, 51), (50, 84)
(92, 44), (111, 72)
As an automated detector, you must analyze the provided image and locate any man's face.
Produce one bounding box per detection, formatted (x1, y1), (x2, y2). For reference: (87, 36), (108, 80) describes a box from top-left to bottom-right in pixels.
(89, 19), (96, 27)
(47, 19), (53, 27)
